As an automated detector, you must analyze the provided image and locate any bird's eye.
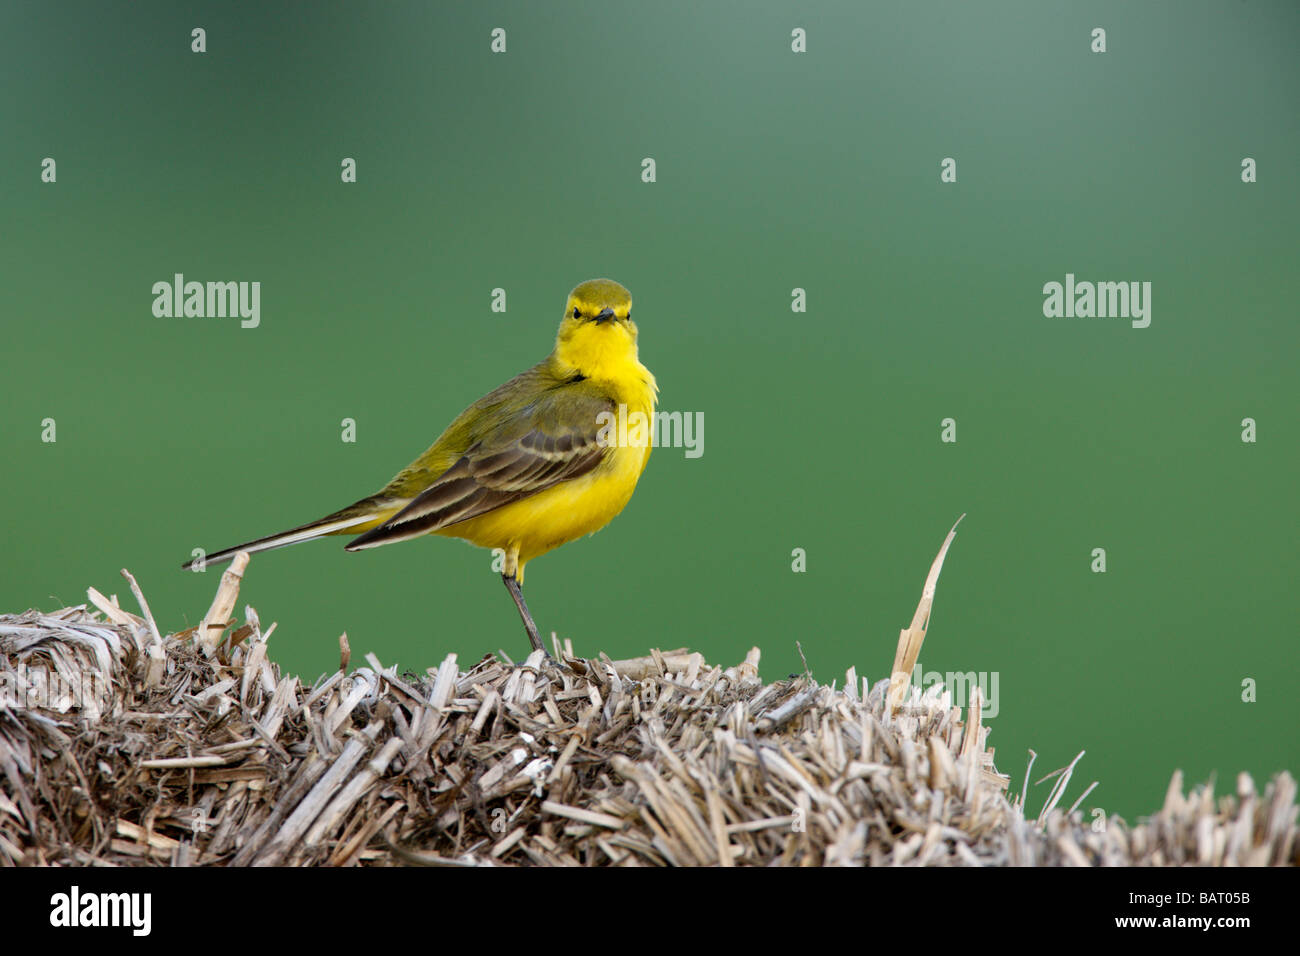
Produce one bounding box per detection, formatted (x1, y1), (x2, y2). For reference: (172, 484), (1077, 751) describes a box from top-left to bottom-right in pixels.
(572, 307), (581, 319)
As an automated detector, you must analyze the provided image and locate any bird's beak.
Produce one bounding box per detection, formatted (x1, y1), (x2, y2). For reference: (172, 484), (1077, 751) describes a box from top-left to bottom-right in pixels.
(595, 308), (616, 324)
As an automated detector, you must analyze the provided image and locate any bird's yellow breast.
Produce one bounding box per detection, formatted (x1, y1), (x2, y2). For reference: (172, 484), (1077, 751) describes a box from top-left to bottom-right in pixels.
(437, 366), (656, 574)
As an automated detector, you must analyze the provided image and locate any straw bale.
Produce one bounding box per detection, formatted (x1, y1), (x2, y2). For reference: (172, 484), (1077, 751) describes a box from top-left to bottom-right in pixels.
(0, 556), (1294, 866)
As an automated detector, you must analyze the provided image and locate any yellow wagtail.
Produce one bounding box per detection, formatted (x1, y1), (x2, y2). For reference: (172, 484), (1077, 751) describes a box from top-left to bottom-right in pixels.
(182, 279), (657, 655)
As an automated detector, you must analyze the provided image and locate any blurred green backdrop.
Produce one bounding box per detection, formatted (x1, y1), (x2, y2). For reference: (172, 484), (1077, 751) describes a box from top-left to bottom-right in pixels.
(1, 1), (1296, 821)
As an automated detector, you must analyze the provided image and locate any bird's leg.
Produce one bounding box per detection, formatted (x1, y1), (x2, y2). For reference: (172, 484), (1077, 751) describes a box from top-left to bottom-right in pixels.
(501, 545), (549, 658)
(502, 574), (548, 657)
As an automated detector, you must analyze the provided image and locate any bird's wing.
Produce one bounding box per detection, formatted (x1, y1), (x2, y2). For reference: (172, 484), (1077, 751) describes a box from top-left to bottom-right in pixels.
(344, 387), (614, 551)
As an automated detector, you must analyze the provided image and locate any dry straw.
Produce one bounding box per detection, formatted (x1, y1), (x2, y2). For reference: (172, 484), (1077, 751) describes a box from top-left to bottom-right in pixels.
(0, 520), (1294, 866)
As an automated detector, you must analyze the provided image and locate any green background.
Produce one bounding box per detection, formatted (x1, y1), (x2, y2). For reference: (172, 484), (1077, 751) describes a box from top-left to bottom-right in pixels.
(2, 1), (1296, 822)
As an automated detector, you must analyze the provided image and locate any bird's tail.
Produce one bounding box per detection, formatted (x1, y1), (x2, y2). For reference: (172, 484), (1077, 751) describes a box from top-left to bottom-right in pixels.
(180, 496), (401, 571)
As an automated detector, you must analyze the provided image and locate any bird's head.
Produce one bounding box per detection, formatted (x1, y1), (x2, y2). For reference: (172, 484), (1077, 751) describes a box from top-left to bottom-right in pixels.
(554, 279), (639, 376)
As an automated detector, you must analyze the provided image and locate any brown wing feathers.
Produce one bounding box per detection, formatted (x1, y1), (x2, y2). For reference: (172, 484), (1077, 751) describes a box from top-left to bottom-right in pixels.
(343, 426), (607, 551)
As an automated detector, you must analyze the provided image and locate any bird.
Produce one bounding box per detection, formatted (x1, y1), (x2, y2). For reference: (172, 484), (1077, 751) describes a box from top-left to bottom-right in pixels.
(182, 278), (657, 656)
